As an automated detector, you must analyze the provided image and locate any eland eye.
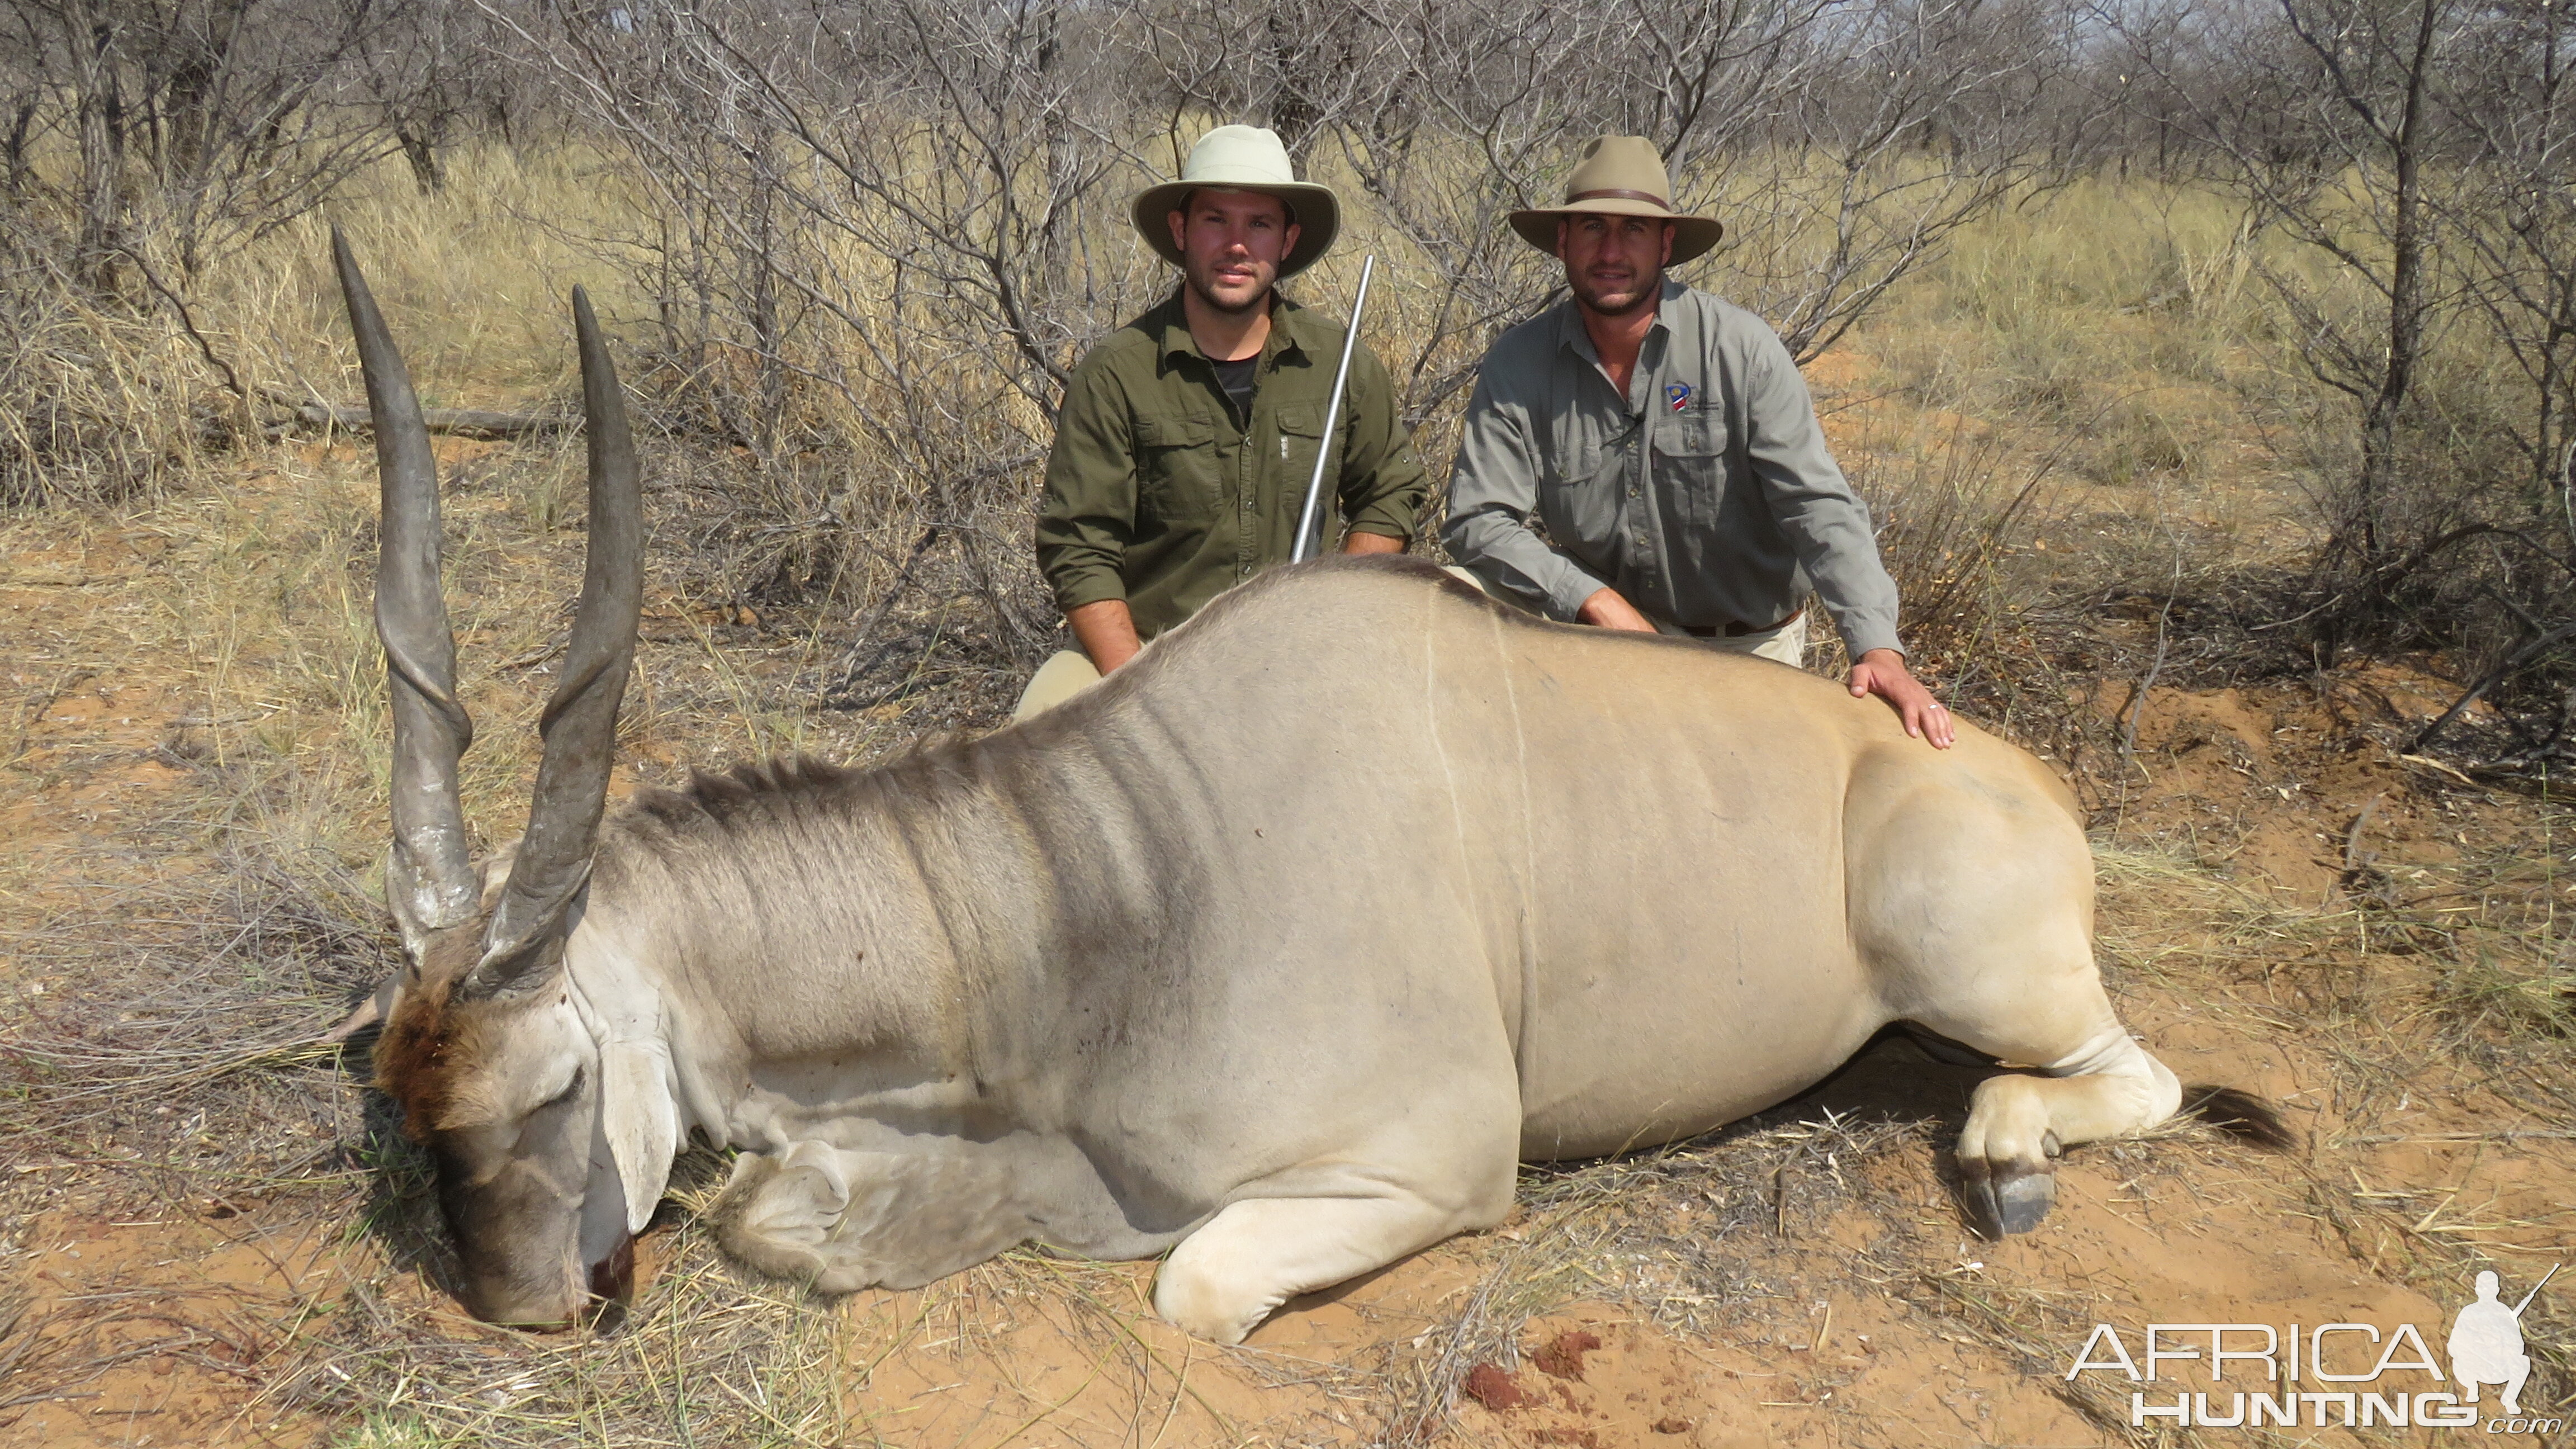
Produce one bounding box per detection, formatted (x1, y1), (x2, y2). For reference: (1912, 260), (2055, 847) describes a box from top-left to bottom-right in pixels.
(537, 1065), (586, 1112)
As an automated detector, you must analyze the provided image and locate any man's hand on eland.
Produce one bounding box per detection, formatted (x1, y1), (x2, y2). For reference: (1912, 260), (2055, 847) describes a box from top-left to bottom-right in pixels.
(1850, 648), (1954, 749)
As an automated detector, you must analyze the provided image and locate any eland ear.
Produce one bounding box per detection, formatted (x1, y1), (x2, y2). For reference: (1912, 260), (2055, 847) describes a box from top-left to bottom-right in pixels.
(477, 840), (521, 909)
(319, 972), (403, 1045)
(598, 1038), (679, 1234)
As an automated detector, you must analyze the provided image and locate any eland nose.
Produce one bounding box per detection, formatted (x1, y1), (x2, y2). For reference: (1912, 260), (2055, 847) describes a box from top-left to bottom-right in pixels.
(461, 1270), (585, 1331)
(586, 1230), (637, 1314)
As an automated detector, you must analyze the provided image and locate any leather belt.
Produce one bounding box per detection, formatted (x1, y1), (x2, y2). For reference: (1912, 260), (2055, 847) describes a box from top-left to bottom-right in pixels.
(1682, 607), (1803, 639)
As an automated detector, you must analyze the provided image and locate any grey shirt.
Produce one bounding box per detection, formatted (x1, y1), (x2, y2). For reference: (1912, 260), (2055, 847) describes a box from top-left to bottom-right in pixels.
(1441, 281), (1903, 659)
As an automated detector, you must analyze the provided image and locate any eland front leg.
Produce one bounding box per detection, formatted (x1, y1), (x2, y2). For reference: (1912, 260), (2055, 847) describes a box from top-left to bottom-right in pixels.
(1152, 1107), (1518, 1344)
(1154, 1191), (1481, 1344)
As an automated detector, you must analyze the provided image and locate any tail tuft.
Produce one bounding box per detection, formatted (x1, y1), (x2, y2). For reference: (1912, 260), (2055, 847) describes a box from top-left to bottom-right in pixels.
(2180, 1084), (2298, 1150)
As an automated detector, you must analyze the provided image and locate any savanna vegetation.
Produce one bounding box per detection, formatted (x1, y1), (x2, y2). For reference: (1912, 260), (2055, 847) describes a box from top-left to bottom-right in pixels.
(1, 1), (2572, 1446)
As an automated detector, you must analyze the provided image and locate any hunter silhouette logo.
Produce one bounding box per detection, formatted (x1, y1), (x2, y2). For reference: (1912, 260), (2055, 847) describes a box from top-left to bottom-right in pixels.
(2451, 1265), (2554, 1417)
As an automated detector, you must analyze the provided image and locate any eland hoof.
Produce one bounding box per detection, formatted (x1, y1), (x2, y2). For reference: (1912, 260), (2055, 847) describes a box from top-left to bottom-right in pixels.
(1963, 1161), (2056, 1238)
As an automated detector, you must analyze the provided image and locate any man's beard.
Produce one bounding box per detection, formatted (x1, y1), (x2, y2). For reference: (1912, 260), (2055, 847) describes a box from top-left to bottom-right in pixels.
(1184, 259), (1272, 316)
(1570, 267), (1663, 318)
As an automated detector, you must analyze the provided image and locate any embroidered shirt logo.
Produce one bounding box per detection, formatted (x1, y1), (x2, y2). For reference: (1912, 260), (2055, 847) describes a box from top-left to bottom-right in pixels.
(1665, 382), (1693, 413)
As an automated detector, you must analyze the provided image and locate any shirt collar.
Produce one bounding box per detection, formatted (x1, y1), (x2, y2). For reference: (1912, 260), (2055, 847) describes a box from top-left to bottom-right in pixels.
(1554, 276), (1684, 367)
(1555, 278), (1687, 406)
(1154, 287), (1311, 367)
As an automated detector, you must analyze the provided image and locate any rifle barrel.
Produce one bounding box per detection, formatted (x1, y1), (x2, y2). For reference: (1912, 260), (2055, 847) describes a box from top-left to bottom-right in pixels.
(2511, 1261), (2559, 1315)
(1290, 255), (1377, 565)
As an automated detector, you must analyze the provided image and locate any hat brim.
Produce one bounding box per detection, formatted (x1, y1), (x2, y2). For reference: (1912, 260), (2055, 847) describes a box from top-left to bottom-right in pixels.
(1509, 200), (1722, 264)
(1133, 181), (1340, 278)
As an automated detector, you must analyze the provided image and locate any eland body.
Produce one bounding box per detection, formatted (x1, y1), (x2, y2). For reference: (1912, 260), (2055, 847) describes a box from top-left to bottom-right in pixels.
(345, 244), (2262, 1344)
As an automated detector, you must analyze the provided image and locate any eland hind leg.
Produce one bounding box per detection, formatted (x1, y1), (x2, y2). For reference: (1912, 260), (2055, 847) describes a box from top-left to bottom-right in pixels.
(1900, 924), (2182, 1234)
(1934, 1003), (2182, 1236)
(1856, 779), (2182, 1237)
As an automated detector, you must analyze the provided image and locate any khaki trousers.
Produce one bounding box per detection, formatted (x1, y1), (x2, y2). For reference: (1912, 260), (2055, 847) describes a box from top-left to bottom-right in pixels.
(1439, 565), (1808, 667)
(1011, 647), (1107, 722)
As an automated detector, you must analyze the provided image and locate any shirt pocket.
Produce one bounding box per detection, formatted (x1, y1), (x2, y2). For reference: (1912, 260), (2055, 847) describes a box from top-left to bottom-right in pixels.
(1536, 418), (1623, 548)
(1135, 411), (1220, 526)
(1275, 401), (1333, 496)
(1651, 406), (1730, 525)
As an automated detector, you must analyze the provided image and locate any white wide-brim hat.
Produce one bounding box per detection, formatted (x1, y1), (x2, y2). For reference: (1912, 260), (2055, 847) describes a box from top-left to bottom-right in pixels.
(1131, 126), (1340, 279)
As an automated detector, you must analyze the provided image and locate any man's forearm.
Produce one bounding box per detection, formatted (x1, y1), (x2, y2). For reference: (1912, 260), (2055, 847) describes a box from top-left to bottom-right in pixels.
(1444, 383), (1606, 618)
(1578, 586), (1656, 632)
(1342, 530), (1404, 556)
(1441, 509), (1608, 619)
(1741, 333), (1903, 659)
(1067, 598), (1143, 673)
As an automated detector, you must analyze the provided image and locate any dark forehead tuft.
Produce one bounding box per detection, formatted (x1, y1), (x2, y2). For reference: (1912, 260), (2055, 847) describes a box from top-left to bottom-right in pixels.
(375, 977), (451, 1140)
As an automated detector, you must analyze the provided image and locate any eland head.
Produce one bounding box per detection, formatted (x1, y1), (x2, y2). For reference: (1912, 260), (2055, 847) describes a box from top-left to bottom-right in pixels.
(336, 233), (648, 1328)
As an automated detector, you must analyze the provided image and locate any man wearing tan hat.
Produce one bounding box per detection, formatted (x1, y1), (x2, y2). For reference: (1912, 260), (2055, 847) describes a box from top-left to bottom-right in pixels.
(1020, 125), (1427, 718)
(1441, 136), (1953, 748)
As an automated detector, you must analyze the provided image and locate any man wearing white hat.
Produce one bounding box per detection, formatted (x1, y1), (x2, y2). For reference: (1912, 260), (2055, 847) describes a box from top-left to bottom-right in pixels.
(1441, 136), (1953, 748)
(1021, 125), (1427, 718)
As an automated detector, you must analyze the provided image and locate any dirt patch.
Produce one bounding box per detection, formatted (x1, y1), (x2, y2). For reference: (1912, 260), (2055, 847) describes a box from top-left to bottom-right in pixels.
(4, 1207), (346, 1447)
(1467, 1362), (1531, 1411)
(1531, 1329), (1603, 1382)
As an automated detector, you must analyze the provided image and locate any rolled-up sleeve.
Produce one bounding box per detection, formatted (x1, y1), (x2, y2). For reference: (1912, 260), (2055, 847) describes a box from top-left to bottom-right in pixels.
(1441, 369), (1608, 620)
(1336, 348), (1428, 542)
(1035, 362), (1134, 615)
(1742, 331), (1903, 659)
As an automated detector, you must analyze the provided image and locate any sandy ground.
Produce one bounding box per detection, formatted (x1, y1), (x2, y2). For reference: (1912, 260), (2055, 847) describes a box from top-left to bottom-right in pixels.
(4, 480), (2572, 1447)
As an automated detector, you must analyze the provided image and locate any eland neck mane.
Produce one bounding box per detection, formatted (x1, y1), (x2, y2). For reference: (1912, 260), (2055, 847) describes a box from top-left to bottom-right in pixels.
(574, 708), (1196, 1136)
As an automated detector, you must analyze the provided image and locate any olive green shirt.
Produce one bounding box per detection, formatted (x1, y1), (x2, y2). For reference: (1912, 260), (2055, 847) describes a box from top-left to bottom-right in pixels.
(1036, 290), (1428, 641)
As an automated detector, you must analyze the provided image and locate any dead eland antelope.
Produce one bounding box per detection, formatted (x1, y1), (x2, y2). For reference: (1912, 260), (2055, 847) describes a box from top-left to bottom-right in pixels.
(335, 239), (2283, 1343)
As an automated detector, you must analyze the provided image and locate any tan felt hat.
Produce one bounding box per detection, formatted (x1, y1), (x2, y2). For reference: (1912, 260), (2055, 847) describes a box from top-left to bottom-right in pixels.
(1509, 135), (1722, 263)
(1132, 125), (1339, 279)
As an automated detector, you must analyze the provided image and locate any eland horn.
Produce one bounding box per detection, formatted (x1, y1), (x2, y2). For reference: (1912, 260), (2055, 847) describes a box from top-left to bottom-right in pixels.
(467, 285), (643, 996)
(337, 230), (477, 953)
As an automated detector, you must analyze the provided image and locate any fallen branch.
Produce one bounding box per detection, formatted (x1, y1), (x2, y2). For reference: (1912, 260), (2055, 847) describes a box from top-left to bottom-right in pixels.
(2409, 619), (2576, 753)
(2324, 792), (2385, 910)
(259, 385), (560, 440)
(2395, 752), (2480, 786)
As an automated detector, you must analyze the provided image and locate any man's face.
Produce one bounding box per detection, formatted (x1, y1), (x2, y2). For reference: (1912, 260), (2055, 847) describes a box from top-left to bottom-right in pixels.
(1169, 188), (1300, 316)
(1556, 214), (1675, 318)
